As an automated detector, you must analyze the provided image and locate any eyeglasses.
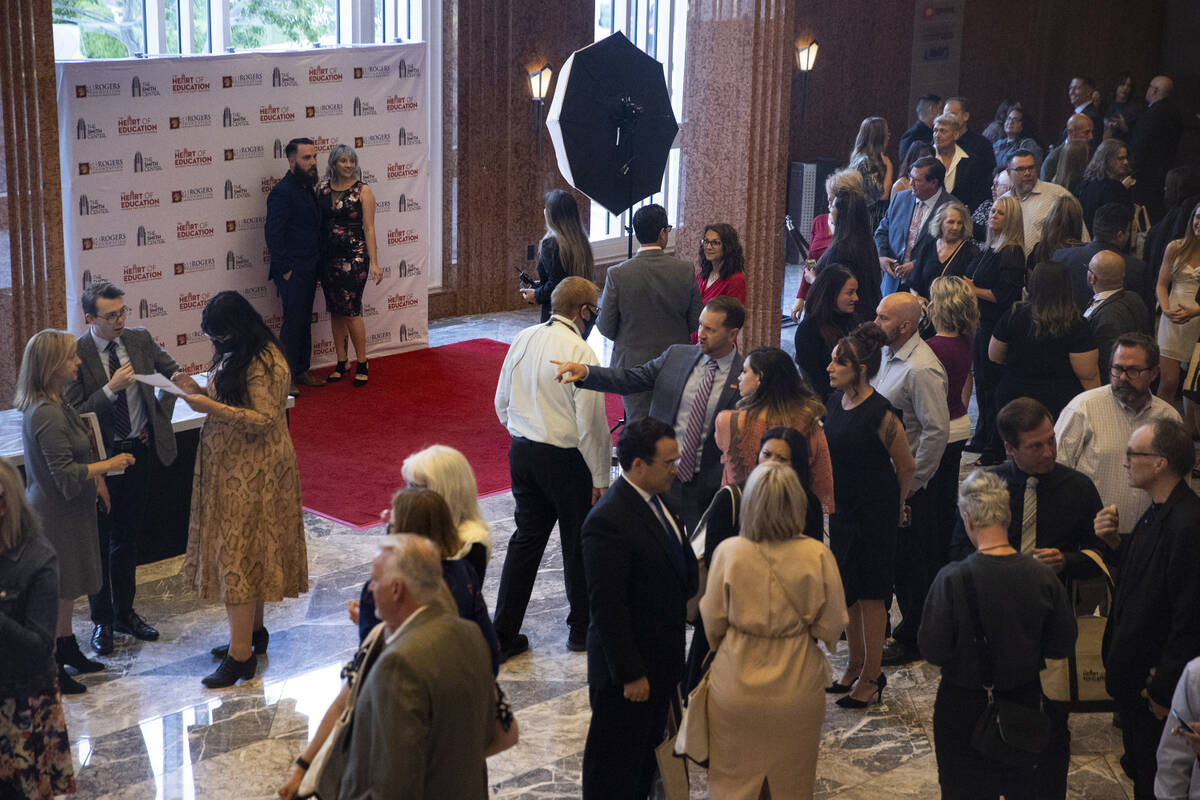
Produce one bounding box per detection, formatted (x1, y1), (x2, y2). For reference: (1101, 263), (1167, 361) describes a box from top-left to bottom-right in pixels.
(583, 302), (601, 317)
(1125, 449), (1163, 460)
(97, 306), (130, 322)
(701, 239), (722, 248)
(1110, 364), (1153, 378)
(1010, 165), (1037, 174)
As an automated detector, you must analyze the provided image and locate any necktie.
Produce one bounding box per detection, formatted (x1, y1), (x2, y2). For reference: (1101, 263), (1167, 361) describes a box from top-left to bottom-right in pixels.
(650, 495), (680, 543)
(107, 340), (132, 441)
(677, 359), (719, 481)
(905, 201), (925, 260)
(1020, 475), (1038, 553)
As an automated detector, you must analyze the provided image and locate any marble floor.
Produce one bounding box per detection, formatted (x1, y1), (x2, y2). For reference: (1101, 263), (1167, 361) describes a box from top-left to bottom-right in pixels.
(56, 298), (1138, 799)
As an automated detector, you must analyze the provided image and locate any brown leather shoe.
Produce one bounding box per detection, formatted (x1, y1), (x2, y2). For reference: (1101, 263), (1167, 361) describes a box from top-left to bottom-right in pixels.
(295, 371), (327, 387)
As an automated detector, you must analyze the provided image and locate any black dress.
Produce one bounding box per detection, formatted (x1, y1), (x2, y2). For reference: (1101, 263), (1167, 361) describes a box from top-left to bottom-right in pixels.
(317, 180), (370, 316)
(531, 237), (566, 323)
(967, 244), (1025, 456)
(824, 390), (901, 606)
(992, 303), (1096, 419)
(793, 314), (851, 402)
(910, 237), (980, 299)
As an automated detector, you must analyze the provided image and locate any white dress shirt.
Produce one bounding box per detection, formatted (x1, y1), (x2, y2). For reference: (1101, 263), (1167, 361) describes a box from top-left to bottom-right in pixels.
(943, 145), (969, 194)
(1083, 289), (1119, 319)
(673, 349), (738, 462)
(90, 328), (148, 439)
(1055, 385), (1181, 533)
(495, 314), (611, 488)
(1002, 182), (1090, 256)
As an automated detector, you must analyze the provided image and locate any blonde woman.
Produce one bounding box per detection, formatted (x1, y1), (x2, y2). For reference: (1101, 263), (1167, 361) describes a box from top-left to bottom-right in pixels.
(911, 199), (979, 299)
(15, 330), (135, 694)
(1156, 201), (1200, 428)
(964, 195), (1026, 463)
(701, 461), (848, 799)
(401, 444), (491, 581)
(925, 276), (980, 578)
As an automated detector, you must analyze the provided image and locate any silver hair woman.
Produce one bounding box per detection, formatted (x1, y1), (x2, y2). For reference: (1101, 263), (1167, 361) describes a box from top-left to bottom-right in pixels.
(318, 143), (380, 386)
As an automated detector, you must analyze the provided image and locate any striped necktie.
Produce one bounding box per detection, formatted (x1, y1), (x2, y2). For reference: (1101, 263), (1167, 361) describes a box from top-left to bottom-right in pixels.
(677, 359), (719, 481)
(107, 340), (132, 441)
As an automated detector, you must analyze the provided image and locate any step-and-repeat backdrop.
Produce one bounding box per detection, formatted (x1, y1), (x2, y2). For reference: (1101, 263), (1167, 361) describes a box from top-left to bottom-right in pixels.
(56, 44), (429, 374)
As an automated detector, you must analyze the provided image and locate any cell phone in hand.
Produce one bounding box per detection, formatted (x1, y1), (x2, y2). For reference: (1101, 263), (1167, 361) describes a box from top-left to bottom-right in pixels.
(1172, 708), (1195, 734)
(514, 267), (535, 288)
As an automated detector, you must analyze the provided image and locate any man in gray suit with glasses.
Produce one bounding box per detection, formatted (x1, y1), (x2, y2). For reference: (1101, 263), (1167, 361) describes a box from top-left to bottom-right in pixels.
(596, 204), (702, 424)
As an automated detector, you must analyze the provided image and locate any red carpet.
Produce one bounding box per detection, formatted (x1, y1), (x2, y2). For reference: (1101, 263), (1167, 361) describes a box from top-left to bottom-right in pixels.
(290, 338), (623, 528)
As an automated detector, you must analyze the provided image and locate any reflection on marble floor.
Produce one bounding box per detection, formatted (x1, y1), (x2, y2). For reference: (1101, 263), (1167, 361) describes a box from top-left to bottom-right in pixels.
(61, 306), (1134, 799)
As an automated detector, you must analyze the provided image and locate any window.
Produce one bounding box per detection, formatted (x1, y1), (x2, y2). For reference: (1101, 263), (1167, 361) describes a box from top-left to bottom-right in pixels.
(229, 0), (336, 50)
(53, 0), (146, 58)
(589, 0), (687, 259)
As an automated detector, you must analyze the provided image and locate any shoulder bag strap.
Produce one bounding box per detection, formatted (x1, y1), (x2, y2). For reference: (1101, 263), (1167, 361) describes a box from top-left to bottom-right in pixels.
(960, 562), (996, 690)
(1078, 548), (1113, 587)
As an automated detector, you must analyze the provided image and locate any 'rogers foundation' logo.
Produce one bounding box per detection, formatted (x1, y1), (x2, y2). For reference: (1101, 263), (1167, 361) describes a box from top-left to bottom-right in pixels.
(305, 103), (343, 118)
(117, 115), (158, 135)
(75, 82), (121, 98)
(174, 148), (214, 168)
(259, 104), (297, 123)
(171, 73), (212, 93)
(174, 257), (217, 274)
(308, 66), (344, 84)
(355, 132), (391, 149)
(172, 187), (215, 203)
(225, 145), (265, 161)
(386, 228), (420, 246)
(386, 95), (419, 113)
(79, 159), (124, 176)
(222, 72), (263, 88)
(120, 190), (160, 210)
(176, 220), (215, 240)
(122, 263), (163, 283)
(82, 233), (127, 251)
(169, 113), (213, 129)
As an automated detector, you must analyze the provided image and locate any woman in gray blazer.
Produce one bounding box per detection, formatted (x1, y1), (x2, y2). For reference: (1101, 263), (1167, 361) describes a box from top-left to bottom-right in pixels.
(15, 330), (134, 693)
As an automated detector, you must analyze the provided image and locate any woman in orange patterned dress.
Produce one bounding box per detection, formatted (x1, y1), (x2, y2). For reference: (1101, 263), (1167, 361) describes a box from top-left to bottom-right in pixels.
(176, 291), (308, 688)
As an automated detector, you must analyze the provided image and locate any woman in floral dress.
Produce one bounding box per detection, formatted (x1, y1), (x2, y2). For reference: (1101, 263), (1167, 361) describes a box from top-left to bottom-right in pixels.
(318, 144), (381, 386)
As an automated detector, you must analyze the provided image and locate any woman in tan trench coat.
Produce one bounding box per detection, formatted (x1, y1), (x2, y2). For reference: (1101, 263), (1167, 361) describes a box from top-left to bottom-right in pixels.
(700, 461), (848, 799)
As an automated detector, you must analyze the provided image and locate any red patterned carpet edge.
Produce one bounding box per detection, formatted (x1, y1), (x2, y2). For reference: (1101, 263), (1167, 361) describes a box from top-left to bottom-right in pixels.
(289, 338), (623, 529)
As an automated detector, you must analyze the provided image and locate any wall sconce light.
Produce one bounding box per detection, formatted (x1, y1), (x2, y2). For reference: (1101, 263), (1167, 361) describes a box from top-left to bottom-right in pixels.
(795, 41), (818, 71)
(528, 63), (553, 157)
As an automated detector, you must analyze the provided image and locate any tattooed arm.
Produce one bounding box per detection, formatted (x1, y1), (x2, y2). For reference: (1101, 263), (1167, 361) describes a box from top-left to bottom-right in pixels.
(879, 409), (915, 520)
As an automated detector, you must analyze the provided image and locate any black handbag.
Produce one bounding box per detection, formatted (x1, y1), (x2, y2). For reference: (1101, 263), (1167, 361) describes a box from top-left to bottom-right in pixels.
(961, 563), (1051, 768)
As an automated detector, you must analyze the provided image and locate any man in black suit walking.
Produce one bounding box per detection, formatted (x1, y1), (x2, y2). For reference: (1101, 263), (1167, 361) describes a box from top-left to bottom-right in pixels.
(1130, 76), (1182, 223)
(555, 296), (744, 531)
(65, 282), (183, 653)
(580, 418), (697, 800)
(265, 137), (325, 391)
(1096, 418), (1200, 799)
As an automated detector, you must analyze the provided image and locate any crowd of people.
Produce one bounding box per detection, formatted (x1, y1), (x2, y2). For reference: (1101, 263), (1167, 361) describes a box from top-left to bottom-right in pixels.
(2, 73), (1199, 800)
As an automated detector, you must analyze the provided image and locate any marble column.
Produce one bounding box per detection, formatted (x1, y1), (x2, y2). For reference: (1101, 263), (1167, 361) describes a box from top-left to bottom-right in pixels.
(679, 0), (795, 351)
(0, 0), (66, 405)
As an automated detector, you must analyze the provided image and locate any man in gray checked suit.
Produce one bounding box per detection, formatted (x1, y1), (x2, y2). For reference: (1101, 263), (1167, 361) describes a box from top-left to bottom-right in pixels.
(65, 281), (182, 655)
(596, 203), (702, 423)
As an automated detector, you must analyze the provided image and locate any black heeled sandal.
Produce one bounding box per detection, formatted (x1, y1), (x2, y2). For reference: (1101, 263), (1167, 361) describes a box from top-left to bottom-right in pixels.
(836, 672), (887, 708)
(826, 662), (863, 694)
(353, 361), (369, 386)
(327, 360), (348, 382)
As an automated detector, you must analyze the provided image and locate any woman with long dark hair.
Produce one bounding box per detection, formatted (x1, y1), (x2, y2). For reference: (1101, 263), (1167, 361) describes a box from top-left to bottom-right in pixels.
(817, 188), (881, 321)
(1029, 194), (1084, 269)
(850, 116), (893, 228)
(823, 323), (914, 709)
(175, 291), (308, 688)
(696, 222), (747, 306)
(520, 189), (594, 322)
(990, 261), (1100, 419)
(793, 265), (857, 401)
(1075, 139), (1134, 232)
(713, 347), (834, 516)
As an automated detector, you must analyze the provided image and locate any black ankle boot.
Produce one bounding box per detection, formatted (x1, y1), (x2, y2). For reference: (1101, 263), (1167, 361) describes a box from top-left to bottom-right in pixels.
(211, 627), (269, 659)
(57, 664), (87, 695)
(57, 635), (105, 674)
(201, 653), (257, 688)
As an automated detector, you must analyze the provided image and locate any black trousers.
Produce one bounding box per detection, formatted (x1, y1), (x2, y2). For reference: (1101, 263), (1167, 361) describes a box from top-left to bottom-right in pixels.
(1116, 694), (1166, 799)
(274, 270), (317, 375)
(929, 439), (967, 567)
(891, 485), (938, 649)
(973, 328), (1005, 461)
(582, 646), (670, 800)
(89, 437), (153, 625)
(1037, 699), (1071, 800)
(934, 681), (1038, 800)
(493, 437), (592, 642)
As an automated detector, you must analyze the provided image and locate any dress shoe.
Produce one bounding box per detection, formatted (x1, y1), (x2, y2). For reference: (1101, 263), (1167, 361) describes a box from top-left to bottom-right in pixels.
(567, 634), (587, 653)
(57, 664), (87, 695)
(56, 635), (105, 674)
(202, 653), (258, 688)
(880, 640), (921, 667)
(836, 672), (887, 709)
(211, 627), (270, 659)
(90, 623), (114, 655)
(498, 634), (529, 663)
(295, 371), (327, 387)
(114, 612), (159, 641)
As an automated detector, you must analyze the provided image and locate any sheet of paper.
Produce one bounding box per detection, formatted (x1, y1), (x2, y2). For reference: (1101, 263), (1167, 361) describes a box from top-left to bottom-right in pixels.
(135, 372), (188, 397)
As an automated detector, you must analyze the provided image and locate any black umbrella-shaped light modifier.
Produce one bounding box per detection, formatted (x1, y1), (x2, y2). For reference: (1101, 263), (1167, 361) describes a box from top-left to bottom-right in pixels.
(546, 32), (679, 217)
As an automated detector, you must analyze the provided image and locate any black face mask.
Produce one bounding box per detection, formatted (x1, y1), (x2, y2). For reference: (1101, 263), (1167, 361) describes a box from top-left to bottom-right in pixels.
(580, 306), (597, 340)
